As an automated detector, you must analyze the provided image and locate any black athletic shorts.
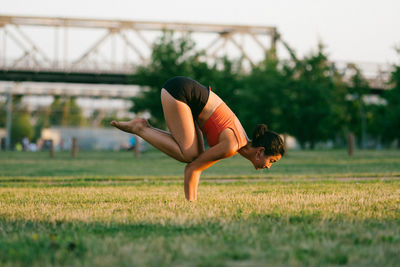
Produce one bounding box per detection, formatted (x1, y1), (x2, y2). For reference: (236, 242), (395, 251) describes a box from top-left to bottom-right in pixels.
(162, 76), (210, 119)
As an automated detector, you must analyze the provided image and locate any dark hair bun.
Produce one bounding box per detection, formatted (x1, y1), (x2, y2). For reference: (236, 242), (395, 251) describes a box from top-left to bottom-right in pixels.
(251, 124), (285, 156)
(252, 124), (268, 141)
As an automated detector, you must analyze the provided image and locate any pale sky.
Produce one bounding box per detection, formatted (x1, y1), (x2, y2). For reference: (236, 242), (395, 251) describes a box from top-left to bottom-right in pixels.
(2, 0), (400, 64)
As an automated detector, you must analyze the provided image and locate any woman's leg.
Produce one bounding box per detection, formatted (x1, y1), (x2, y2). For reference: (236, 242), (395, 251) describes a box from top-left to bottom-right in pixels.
(111, 118), (189, 162)
(160, 88), (200, 161)
(110, 89), (200, 163)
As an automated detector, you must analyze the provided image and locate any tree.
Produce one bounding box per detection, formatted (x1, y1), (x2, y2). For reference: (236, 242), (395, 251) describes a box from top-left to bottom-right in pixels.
(11, 111), (33, 147)
(383, 60), (400, 143)
(207, 57), (243, 105)
(0, 102), (6, 128)
(49, 96), (63, 126)
(49, 96), (85, 126)
(132, 32), (197, 127)
(238, 50), (289, 134)
(131, 31), (215, 128)
(366, 103), (386, 147)
(284, 44), (346, 148)
(65, 97), (84, 126)
(33, 107), (51, 142)
(344, 66), (371, 148)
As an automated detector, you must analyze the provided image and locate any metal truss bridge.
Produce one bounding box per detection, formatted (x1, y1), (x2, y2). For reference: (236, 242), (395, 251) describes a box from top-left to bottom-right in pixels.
(0, 15), (392, 95)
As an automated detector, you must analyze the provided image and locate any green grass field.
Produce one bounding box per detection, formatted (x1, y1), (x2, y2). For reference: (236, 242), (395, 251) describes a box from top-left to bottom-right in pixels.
(0, 149), (399, 266)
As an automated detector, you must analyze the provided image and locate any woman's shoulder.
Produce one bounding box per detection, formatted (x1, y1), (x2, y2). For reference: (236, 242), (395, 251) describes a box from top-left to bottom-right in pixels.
(219, 127), (246, 156)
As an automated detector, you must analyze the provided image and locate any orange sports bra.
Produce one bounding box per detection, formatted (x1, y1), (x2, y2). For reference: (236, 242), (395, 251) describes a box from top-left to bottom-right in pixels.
(201, 102), (247, 149)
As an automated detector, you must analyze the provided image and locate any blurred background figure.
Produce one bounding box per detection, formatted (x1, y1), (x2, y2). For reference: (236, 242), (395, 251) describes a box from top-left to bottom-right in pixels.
(129, 136), (137, 151)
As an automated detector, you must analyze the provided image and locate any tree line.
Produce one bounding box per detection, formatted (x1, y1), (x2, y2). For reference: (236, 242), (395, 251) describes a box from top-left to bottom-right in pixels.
(131, 32), (400, 149)
(1, 31), (399, 149)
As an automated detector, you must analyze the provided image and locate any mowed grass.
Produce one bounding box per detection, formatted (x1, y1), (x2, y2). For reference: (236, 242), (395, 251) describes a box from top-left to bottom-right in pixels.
(0, 149), (400, 266)
(1, 149), (400, 179)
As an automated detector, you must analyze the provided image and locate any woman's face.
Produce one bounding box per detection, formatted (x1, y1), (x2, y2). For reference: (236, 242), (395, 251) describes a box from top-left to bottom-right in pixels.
(252, 149), (282, 170)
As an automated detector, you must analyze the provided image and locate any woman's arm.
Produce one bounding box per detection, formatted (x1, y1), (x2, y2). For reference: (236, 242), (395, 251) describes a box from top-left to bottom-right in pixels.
(184, 135), (237, 201)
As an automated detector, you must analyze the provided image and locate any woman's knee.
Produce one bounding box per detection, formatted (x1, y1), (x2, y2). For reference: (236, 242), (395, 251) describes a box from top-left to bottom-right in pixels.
(182, 149), (200, 163)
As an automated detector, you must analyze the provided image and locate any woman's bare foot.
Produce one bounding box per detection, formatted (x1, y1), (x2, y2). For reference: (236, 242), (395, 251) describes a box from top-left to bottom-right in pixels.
(110, 118), (149, 135)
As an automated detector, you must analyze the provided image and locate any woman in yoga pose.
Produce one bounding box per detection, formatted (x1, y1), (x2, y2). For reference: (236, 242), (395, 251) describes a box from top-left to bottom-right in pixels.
(111, 76), (285, 201)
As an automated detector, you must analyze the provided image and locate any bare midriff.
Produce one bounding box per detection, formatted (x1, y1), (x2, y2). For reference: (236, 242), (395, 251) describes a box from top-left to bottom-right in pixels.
(197, 91), (223, 127)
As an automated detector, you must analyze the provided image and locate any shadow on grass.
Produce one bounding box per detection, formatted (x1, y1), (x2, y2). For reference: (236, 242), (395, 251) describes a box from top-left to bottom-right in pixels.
(0, 218), (221, 266)
(1, 214), (399, 266)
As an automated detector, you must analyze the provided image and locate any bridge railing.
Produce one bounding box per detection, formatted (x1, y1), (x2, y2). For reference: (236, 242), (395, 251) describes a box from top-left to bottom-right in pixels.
(0, 57), (135, 74)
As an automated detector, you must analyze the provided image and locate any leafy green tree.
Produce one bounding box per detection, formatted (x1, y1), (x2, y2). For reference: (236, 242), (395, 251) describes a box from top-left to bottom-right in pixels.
(344, 66), (371, 148)
(284, 44), (346, 148)
(66, 97), (85, 126)
(33, 107), (50, 142)
(49, 96), (85, 126)
(383, 61), (400, 143)
(238, 50), (288, 134)
(206, 57), (244, 108)
(344, 67), (388, 148)
(329, 64), (349, 146)
(366, 103), (386, 147)
(0, 102), (6, 128)
(131, 31), (214, 128)
(11, 111), (33, 146)
(49, 96), (63, 126)
(130, 32), (356, 150)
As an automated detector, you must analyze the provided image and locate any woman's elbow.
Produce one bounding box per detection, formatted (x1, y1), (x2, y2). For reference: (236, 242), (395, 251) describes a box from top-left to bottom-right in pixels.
(223, 147), (237, 158)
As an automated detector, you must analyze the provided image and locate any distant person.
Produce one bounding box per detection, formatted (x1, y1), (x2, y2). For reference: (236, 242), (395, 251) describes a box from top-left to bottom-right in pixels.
(129, 136), (136, 151)
(28, 142), (37, 152)
(112, 76), (285, 201)
(22, 137), (29, 151)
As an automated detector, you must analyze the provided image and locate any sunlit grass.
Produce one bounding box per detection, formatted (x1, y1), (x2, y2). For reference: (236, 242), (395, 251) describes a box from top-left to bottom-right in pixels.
(0, 150), (399, 266)
(1, 180), (399, 223)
